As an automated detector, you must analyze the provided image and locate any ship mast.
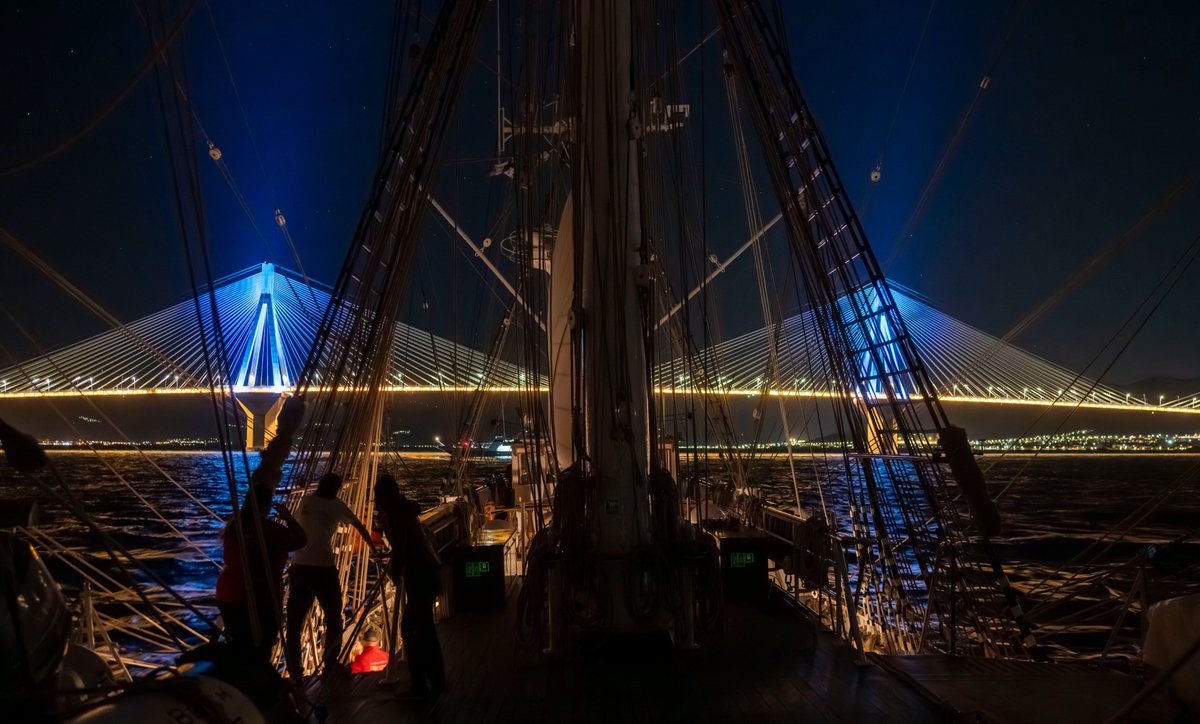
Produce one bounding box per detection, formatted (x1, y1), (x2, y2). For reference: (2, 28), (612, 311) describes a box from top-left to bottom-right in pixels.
(571, 0), (652, 554)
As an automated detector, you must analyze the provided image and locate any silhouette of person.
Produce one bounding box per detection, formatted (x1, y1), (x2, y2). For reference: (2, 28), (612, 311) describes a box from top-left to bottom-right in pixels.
(285, 472), (375, 680)
(215, 484), (306, 664)
(0, 417), (46, 473)
(374, 474), (444, 698)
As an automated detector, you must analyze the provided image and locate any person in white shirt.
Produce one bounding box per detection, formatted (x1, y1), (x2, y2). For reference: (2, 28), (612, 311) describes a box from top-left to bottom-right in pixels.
(284, 473), (374, 680)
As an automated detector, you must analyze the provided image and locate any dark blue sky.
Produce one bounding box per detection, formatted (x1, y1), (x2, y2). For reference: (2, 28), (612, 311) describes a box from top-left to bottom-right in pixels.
(1, 0), (1198, 386)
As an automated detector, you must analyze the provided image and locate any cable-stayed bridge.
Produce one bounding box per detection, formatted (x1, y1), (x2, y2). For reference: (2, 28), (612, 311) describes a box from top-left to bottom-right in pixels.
(0, 264), (526, 396)
(0, 264), (528, 447)
(0, 264), (1194, 443)
(657, 284), (1199, 415)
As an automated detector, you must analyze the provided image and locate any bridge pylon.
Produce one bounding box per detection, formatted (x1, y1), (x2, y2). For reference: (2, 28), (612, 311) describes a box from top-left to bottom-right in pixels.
(230, 262), (291, 450)
(236, 391), (287, 451)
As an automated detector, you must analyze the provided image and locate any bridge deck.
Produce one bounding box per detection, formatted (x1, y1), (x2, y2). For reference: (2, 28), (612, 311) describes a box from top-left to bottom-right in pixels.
(309, 586), (947, 723)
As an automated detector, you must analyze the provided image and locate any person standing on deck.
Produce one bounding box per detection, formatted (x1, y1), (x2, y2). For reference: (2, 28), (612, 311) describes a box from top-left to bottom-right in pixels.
(373, 474), (445, 698)
(215, 484), (307, 664)
(285, 472), (375, 680)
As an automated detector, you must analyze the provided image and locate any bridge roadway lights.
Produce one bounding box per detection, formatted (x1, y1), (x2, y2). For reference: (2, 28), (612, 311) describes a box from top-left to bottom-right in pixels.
(234, 391), (287, 451)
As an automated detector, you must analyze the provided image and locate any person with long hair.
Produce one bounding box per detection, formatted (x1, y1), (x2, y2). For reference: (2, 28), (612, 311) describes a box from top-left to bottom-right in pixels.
(373, 474), (444, 698)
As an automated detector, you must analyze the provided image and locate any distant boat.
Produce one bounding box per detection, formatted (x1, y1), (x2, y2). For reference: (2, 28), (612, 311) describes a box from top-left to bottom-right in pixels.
(5, 1), (1195, 721)
(435, 436), (512, 459)
(476, 436), (513, 460)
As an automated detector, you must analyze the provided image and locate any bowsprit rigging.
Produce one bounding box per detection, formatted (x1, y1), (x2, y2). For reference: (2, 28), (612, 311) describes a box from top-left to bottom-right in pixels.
(712, 0), (1036, 658)
(5, 0), (1200, 720)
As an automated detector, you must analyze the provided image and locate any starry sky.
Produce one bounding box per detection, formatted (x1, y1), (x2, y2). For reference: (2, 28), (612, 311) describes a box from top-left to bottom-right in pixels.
(1, 0), (1198, 390)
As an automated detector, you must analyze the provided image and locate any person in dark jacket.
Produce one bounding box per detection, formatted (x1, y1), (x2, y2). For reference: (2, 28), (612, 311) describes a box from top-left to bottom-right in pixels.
(373, 474), (444, 698)
(215, 484), (307, 664)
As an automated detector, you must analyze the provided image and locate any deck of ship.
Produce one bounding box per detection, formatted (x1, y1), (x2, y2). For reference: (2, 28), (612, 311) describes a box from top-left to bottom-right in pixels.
(305, 577), (1183, 724)
(310, 584), (948, 723)
(875, 653), (1178, 724)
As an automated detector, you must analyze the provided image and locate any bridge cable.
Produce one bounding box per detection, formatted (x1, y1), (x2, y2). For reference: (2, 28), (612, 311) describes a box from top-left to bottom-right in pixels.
(0, 227), (237, 522)
(141, 0), (277, 650)
(0, 226), (209, 390)
(901, 167), (1200, 415)
(0, 332), (220, 565)
(994, 233), (1200, 608)
(986, 228), (1200, 487)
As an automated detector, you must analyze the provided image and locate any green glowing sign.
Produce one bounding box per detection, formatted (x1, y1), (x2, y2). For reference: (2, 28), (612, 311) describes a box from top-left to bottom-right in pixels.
(731, 552), (755, 568)
(465, 561), (491, 578)
(605, 499), (620, 514)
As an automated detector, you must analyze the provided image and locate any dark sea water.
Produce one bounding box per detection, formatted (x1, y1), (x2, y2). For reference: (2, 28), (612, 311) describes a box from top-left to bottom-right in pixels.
(708, 452), (1200, 659)
(2, 451), (1197, 662)
(0, 451), (497, 604)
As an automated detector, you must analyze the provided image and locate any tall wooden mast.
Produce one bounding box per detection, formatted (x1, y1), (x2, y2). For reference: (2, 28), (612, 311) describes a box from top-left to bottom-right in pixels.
(572, 0), (651, 554)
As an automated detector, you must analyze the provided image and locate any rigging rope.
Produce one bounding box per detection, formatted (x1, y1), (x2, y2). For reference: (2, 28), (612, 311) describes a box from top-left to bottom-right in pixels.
(194, 2), (319, 291)
(0, 0), (204, 178)
(987, 229), (1200, 492)
(956, 170), (1198, 386)
(20, 458), (218, 642)
(139, 0), (279, 647)
(277, 0), (492, 616)
(882, 0), (1030, 271)
(204, 3), (274, 202)
(1025, 458), (1200, 611)
(857, 0), (937, 218)
(873, 0), (937, 177)
(0, 333), (220, 565)
(717, 0), (1034, 657)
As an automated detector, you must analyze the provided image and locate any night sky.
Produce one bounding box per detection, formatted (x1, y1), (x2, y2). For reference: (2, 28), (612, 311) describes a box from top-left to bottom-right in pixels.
(1, 0), (1198, 390)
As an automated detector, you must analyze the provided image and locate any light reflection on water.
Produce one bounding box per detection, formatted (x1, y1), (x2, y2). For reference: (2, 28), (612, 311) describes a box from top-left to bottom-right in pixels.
(1, 451), (1196, 660)
(0, 451), (501, 600)
(690, 452), (1200, 658)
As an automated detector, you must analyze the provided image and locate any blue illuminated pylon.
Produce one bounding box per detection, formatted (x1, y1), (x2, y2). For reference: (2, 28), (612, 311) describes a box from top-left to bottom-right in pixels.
(858, 291), (908, 400)
(232, 263), (291, 391)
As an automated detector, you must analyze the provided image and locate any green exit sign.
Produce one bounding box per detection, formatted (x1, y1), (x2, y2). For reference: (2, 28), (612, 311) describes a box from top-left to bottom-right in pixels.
(605, 499), (620, 514)
(731, 552), (755, 568)
(465, 561), (491, 578)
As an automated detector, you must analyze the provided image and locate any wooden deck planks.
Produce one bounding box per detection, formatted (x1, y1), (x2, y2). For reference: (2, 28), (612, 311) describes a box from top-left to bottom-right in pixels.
(317, 584), (947, 723)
